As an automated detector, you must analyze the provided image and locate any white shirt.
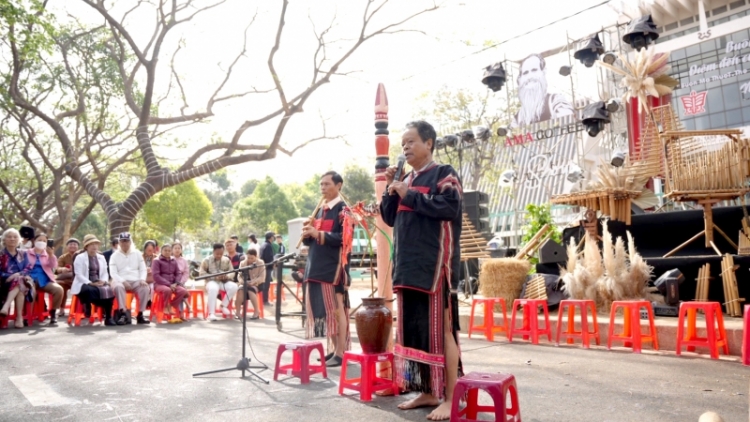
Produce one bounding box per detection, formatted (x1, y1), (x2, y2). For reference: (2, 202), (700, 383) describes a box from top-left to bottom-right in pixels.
(325, 195), (342, 209)
(247, 242), (260, 255)
(72, 252), (109, 295)
(109, 247), (147, 284)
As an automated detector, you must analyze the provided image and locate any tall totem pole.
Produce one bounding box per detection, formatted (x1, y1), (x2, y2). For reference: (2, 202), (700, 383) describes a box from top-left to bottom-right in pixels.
(374, 83), (394, 365)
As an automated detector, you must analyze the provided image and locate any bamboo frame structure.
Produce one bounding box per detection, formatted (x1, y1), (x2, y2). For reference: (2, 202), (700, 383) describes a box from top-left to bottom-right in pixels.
(694, 263), (710, 302)
(523, 275), (548, 300)
(514, 224), (551, 260)
(720, 254), (744, 317)
(661, 125), (750, 257)
(460, 214), (491, 261)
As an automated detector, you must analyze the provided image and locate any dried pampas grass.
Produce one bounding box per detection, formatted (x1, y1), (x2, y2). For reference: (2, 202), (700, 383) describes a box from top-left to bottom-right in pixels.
(479, 258), (531, 309)
(561, 220), (652, 313)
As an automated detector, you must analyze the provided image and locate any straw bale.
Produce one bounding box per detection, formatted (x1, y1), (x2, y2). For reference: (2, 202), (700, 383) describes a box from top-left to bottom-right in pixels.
(479, 258), (531, 309)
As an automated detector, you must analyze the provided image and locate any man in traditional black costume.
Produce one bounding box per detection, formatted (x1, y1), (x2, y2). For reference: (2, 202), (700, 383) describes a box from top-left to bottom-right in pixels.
(302, 171), (351, 367)
(381, 120), (463, 421)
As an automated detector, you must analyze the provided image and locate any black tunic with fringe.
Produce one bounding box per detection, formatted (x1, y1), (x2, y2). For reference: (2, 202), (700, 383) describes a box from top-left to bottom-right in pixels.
(380, 162), (463, 399)
(303, 200), (351, 350)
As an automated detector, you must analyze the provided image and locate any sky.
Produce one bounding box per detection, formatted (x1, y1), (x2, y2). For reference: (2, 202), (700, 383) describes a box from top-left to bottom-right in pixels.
(53, 0), (627, 188)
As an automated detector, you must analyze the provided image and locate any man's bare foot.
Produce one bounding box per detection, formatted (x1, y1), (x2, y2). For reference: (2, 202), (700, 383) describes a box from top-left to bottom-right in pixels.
(425, 401), (451, 421)
(397, 393), (440, 410)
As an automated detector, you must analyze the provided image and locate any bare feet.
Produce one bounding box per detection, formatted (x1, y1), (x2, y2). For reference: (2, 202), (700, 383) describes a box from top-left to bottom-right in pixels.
(14, 317), (24, 329)
(425, 401), (452, 421)
(397, 393), (440, 410)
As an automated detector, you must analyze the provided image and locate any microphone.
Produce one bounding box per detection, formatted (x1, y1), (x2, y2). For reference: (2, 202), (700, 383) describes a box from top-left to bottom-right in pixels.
(393, 154), (406, 182)
(272, 252), (297, 264)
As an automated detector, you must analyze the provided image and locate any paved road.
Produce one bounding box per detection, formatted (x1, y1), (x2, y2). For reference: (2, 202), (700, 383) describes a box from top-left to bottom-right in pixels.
(0, 315), (747, 421)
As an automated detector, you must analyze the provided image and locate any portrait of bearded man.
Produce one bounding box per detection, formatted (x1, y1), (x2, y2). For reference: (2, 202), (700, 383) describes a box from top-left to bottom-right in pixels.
(511, 53), (574, 129)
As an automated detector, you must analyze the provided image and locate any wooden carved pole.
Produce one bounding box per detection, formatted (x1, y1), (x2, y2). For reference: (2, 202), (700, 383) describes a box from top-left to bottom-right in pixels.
(374, 83), (394, 379)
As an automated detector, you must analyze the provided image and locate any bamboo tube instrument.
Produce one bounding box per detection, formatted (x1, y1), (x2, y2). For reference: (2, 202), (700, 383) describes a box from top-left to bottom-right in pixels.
(296, 197), (327, 249)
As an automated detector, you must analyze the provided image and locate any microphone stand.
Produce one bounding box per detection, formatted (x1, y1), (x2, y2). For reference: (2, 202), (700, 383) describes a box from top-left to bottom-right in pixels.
(192, 253), (296, 382)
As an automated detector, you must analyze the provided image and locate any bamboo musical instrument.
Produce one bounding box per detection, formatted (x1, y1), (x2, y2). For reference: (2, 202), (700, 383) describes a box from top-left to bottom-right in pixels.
(296, 197), (326, 249)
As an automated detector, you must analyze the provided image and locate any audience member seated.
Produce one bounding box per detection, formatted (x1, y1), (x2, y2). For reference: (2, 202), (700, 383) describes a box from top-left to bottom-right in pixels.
(200, 243), (236, 321)
(72, 234), (116, 326)
(24, 233), (64, 326)
(143, 240), (157, 284)
(55, 238), (79, 317)
(0, 228), (33, 328)
(235, 249), (264, 320)
(225, 238), (244, 284)
(172, 242), (190, 286)
(109, 233), (150, 325)
(152, 244), (187, 318)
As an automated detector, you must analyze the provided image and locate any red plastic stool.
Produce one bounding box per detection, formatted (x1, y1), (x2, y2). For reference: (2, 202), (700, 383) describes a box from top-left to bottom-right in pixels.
(0, 298), (33, 328)
(273, 342), (327, 384)
(451, 372), (521, 422)
(509, 299), (552, 344)
(187, 289), (206, 319)
(742, 305), (750, 366)
(469, 298), (508, 342)
(150, 291), (182, 323)
(243, 292), (264, 318)
(676, 301), (728, 359)
(269, 282), (286, 302)
(555, 299), (600, 348)
(31, 291), (52, 324)
(339, 351), (398, 402)
(67, 295), (102, 326)
(607, 301), (658, 353)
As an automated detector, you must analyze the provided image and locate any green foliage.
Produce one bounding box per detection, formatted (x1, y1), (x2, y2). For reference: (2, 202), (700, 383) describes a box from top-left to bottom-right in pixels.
(281, 174), (321, 218)
(233, 177), (296, 235)
(520, 204), (561, 267)
(240, 179), (260, 198)
(341, 164), (375, 204)
(141, 180), (213, 241)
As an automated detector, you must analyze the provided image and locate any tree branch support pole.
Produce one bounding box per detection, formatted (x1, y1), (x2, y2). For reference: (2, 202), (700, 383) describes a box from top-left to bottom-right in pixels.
(373, 83), (394, 383)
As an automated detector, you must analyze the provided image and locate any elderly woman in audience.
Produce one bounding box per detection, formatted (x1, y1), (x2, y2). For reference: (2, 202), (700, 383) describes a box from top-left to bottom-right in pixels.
(151, 244), (187, 317)
(24, 233), (64, 326)
(0, 228), (33, 328)
(56, 238), (79, 316)
(72, 234), (116, 326)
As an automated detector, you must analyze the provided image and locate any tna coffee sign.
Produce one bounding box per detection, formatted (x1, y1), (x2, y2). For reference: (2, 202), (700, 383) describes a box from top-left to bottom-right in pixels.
(504, 121), (584, 146)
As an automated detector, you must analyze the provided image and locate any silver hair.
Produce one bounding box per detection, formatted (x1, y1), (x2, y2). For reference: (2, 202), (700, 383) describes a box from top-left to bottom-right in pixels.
(2, 228), (20, 243)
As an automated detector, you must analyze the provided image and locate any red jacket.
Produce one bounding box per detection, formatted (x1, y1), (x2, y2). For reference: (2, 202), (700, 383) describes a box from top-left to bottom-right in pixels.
(151, 255), (182, 287)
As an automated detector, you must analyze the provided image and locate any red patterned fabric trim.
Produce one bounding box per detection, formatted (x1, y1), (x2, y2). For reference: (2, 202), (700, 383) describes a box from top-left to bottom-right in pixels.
(394, 344), (445, 366)
(437, 174), (463, 197)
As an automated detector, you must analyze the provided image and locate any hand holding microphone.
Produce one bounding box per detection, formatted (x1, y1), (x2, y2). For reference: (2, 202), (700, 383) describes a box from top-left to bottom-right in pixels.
(387, 154), (408, 198)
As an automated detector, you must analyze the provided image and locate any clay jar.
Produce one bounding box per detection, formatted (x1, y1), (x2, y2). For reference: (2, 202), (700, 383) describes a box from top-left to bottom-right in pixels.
(354, 297), (392, 354)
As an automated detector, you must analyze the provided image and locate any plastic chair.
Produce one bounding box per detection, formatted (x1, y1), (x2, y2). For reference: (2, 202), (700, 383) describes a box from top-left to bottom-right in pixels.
(451, 372), (521, 422)
(555, 299), (600, 348)
(274, 342), (327, 384)
(468, 298), (508, 342)
(676, 301), (728, 359)
(339, 351), (398, 402)
(607, 301), (658, 353)
(509, 299), (552, 344)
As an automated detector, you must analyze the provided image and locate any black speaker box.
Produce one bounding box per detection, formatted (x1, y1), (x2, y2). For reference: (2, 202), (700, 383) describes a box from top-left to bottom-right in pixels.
(539, 238), (566, 264)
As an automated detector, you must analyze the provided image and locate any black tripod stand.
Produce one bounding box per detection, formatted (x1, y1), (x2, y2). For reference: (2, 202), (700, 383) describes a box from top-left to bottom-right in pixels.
(192, 253), (296, 383)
